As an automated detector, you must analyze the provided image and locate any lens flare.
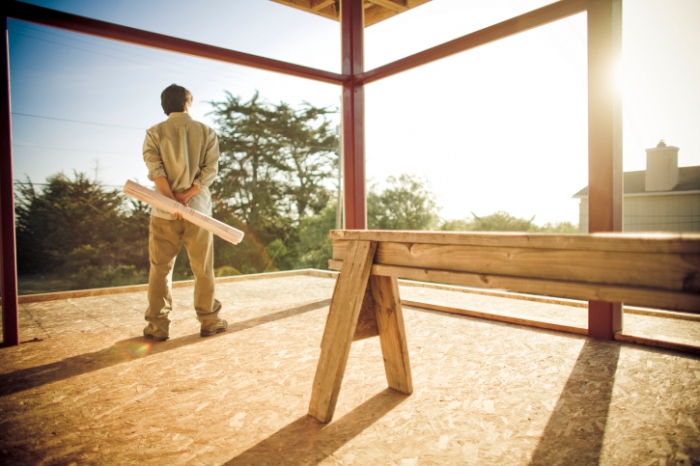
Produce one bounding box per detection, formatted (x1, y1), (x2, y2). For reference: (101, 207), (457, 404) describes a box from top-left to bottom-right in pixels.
(116, 341), (153, 360)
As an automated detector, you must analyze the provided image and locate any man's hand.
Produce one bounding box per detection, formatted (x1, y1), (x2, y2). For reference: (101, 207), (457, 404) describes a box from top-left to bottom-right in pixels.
(154, 176), (184, 220)
(174, 185), (201, 207)
(172, 186), (201, 220)
(174, 191), (189, 206)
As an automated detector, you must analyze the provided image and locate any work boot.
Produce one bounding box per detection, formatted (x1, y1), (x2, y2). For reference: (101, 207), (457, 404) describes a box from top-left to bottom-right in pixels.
(143, 328), (169, 342)
(200, 319), (228, 337)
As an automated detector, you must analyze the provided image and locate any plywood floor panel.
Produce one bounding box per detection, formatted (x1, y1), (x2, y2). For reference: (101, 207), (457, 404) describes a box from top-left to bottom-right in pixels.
(1, 274), (699, 465)
(401, 285), (700, 347)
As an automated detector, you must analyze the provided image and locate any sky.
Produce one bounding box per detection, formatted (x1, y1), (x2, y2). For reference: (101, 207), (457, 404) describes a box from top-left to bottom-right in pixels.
(8, 0), (700, 225)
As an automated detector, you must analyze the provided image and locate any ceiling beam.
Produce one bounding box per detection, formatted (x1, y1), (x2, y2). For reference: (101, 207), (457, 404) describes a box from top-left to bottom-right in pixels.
(364, 0), (430, 26)
(369, 0), (408, 13)
(270, 0), (339, 21)
(270, 0), (431, 27)
(312, 0), (336, 12)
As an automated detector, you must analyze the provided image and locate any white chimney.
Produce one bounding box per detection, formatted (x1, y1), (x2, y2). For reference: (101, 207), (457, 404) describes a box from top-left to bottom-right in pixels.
(645, 140), (679, 191)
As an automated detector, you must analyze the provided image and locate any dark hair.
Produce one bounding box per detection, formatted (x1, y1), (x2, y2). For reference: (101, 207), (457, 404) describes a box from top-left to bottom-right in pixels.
(160, 84), (193, 115)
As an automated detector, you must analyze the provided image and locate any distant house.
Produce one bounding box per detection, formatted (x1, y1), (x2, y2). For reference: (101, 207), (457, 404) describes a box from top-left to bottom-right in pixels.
(573, 141), (700, 232)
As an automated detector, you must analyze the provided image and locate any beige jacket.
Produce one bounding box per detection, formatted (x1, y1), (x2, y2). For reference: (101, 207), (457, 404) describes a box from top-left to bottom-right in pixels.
(143, 112), (219, 219)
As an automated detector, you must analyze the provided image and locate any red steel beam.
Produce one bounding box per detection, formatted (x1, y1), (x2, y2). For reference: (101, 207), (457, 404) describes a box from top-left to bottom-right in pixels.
(587, 0), (623, 340)
(356, 0), (587, 84)
(5, 1), (347, 86)
(1, 16), (20, 347)
(341, 0), (367, 229)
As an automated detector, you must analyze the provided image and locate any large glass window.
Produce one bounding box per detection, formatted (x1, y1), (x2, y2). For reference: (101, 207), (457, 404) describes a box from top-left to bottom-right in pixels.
(365, 0), (560, 70)
(365, 13), (587, 233)
(9, 14), (341, 293)
(618, 0), (700, 232)
(16, 0), (341, 72)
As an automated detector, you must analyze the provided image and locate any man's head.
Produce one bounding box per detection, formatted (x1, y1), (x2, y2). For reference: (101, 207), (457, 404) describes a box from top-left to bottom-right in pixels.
(160, 84), (193, 115)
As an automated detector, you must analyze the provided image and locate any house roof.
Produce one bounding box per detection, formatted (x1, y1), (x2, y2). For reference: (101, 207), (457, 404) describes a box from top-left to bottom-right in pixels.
(572, 166), (700, 198)
(270, 0), (432, 27)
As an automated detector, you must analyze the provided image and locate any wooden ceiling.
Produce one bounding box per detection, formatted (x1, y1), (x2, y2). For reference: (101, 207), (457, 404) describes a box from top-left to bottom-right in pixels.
(270, 0), (432, 27)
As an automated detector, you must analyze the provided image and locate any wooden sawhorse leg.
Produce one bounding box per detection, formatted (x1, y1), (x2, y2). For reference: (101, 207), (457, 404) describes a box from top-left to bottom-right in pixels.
(370, 274), (413, 395)
(308, 240), (412, 423)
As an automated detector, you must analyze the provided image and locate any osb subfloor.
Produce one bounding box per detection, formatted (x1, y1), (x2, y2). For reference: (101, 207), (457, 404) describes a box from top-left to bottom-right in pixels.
(1, 274), (699, 465)
(400, 285), (700, 347)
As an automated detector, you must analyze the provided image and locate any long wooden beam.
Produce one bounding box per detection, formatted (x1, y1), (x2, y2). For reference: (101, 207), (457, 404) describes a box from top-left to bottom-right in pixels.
(403, 299), (588, 336)
(5, 1), (346, 85)
(402, 300), (700, 355)
(356, 0), (587, 84)
(330, 240), (700, 293)
(270, 0), (339, 23)
(0, 16), (20, 347)
(329, 229), (700, 315)
(327, 260), (700, 314)
(370, 0), (408, 13)
(312, 0), (336, 12)
(363, 0), (432, 27)
(328, 230), (700, 254)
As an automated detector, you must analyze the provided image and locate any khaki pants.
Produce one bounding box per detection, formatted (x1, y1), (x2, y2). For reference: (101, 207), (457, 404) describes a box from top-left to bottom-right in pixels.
(144, 216), (221, 338)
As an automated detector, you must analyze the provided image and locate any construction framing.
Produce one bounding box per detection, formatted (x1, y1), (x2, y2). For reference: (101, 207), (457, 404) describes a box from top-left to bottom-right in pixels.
(1, 0), (622, 347)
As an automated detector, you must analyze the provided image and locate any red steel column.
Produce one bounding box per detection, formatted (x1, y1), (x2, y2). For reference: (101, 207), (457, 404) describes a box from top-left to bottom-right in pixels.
(1, 16), (20, 346)
(341, 0), (366, 229)
(587, 0), (623, 340)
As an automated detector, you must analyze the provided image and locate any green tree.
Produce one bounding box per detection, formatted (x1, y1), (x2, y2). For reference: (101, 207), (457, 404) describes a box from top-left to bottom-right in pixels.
(293, 201), (337, 270)
(276, 103), (339, 218)
(537, 221), (579, 234)
(210, 92), (286, 241)
(14, 173), (150, 288)
(211, 204), (273, 275)
(439, 219), (473, 231)
(471, 211), (536, 231)
(16, 173), (122, 273)
(209, 92), (339, 272)
(439, 211), (578, 233)
(368, 174), (440, 230)
(209, 92), (338, 241)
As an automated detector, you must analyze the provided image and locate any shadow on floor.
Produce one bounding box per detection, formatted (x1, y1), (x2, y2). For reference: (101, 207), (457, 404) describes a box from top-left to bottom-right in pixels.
(226, 388), (408, 466)
(529, 339), (621, 465)
(0, 298), (330, 397)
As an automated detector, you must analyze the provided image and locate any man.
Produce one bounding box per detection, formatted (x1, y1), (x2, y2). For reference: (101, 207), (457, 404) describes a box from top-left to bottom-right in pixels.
(142, 84), (227, 341)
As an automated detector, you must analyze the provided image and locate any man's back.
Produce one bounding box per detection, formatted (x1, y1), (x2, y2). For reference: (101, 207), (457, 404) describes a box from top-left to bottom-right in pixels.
(143, 112), (219, 219)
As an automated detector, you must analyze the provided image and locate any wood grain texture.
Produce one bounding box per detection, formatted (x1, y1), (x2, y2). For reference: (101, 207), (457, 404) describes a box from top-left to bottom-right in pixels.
(327, 260), (700, 314)
(370, 275), (413, 395)
(377, 243), (696, 292)
(330, 230), (700, 253)
(614, 332), (700, 355)
(308, 240), (377, 423)
(369, 0), (408, 13)
(270, 0), (431, 27)
(331, 239), (700, 293)
(353, 286), (379, 341)
(2, 274), (699, 464)
(361, 0), (431, 26)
